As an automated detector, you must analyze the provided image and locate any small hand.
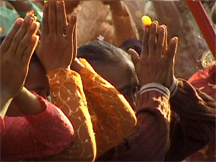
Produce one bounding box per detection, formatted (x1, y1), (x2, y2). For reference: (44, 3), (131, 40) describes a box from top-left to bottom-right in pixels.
(0, 16), (39, 117)
(128, 21), (178, 88)
(0, 16), (39, 99)
(36, 0), (77, 72)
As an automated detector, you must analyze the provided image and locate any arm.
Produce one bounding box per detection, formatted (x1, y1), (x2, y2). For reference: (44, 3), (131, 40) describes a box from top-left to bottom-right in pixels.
(0, 15), (39, 117)
(165, 79), (216, 161)
(152, 1), (182, 39)
(101, 0), (139, 46)
(45, 68), (96, 161)
(76, 1), (109, 46)
(123, 21), (179, 161)
(1, 92), (75, 161)
(12, 87), (45, 115)
(36, 1), (96, 160)
(75, 58), (137, 157)
(112, 90), (171, 161)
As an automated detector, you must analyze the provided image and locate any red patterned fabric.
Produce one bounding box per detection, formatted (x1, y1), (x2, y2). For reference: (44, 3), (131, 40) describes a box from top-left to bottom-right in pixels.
(188, 62), (216, 99)
(0, 92), (75, 161)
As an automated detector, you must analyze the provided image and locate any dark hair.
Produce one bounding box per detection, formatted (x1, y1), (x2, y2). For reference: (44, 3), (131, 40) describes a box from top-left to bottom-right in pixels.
(0, 36), (6, 45)
(120, 38), (142, 55)
(78, 41), (131, 66)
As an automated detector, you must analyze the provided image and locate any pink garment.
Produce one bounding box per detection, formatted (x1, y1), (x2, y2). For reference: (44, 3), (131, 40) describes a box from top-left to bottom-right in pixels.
(0, 92), (75, 161)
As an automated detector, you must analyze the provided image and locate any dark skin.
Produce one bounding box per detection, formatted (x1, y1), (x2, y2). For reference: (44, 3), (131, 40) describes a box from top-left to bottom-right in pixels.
(129, 21), (178, 88)
(92, 61), (139, 109)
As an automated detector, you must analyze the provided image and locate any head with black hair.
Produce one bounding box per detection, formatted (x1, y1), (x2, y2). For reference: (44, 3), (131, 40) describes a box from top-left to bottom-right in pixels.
(78, 41), (139, 108)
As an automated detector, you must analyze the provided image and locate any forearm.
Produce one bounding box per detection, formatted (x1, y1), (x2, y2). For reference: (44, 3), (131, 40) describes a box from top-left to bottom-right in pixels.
(109, 1), (128, 16)
(12, 87), (45, 115)
(46, 68), (96, 161)
(167, 79), (216, 161)
(171, 79), (216, 123)
(152, 1), (182, 38)
(114, 90), (170, 161)
(78, 59), (137, 156)
(111, 2), (139, 46)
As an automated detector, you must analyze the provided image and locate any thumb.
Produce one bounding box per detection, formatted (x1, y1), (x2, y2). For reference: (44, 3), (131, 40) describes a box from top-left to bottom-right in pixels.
(128, 48), (140, 66)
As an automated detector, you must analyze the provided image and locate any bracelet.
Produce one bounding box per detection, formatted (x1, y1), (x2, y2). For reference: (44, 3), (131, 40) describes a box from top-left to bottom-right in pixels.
(140, 83), (170, 98)
(140, 88), (170, 98)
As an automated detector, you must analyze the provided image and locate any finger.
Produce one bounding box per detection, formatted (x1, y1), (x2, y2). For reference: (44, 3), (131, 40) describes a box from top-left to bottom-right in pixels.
(62, 0), (68, 27)
(21, 35), (39, 64)
(48, 0), (57, 34)
(128, 48), (140, 66)
(148, 21), (157, 57)
(0, 18), (23, 53)
(66, 13), (77, 39)
(166, 37), (178, 61)
(156, 26), (165, 58)
(42, 2), (49, 35)
(7, 16), (34, 56)
(56, 1), (64, 36)
(162, 25), (168, 56)
(72, 22), (77, 62)
(141, 26), (150, 60)
(165, 37), (178, 87)
(16, 22), (39, 61)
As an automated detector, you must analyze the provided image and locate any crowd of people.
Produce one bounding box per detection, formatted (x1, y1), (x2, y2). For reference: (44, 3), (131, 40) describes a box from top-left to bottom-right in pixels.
(0, 0), (215, 161)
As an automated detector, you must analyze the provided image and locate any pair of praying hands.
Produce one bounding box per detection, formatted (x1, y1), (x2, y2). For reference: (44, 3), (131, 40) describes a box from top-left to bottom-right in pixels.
(0, 0), (78, 116)
(0, 15), (39, 116)
(129, 21), (178, 89)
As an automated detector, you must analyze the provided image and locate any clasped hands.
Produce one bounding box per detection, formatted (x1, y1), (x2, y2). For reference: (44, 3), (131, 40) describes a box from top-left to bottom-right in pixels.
(129, 21), (178, 89)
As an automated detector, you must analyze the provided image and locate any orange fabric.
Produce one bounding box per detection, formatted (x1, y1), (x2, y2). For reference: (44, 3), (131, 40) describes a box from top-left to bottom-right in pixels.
(45, 59), (136, 161)
(79, 59), (137, 156)
(46, 68), (96, 161)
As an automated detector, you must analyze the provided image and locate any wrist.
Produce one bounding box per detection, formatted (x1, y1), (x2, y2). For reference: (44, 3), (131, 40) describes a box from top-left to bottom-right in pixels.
(140, 83), (170, 98)
(13, 87), (46, 115)
(70, 58), (85, 73)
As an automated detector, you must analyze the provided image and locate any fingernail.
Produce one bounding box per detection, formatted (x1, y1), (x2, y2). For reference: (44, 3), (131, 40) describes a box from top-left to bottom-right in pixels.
(36, 22), (40, 28)
(172, 37), (178, 43)
(16, 18), (23, 25)
(25, 15), (32, 23)
(31, 23), (36, 30)
(72, 13), (76, 17)
(35, 35), (40, 40)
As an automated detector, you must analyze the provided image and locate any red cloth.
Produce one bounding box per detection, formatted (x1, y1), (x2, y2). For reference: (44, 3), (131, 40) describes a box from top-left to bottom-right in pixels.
(188, 63), (216, 99)
(0, 93), (75, 161)
(187, 63), (216, 161)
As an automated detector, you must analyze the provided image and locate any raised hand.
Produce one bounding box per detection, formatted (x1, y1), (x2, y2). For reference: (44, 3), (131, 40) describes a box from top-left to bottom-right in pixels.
(36, 0), (77, 72)
(129, 21), (178, 88)
(0, 16), (39, 116)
